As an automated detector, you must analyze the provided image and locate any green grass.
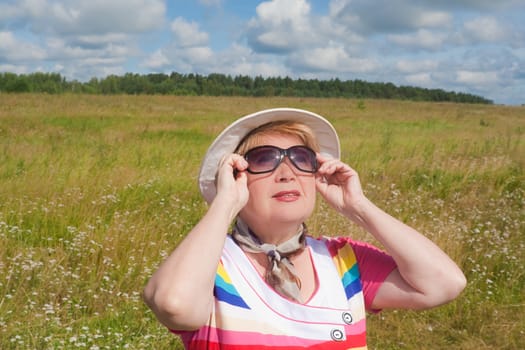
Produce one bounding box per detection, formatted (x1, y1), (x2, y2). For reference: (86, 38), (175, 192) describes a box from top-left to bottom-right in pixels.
(0, 94), (523, 349)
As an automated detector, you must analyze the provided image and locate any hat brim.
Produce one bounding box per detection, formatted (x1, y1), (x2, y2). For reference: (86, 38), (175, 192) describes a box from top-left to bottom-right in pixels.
(198, 108), (340, 203)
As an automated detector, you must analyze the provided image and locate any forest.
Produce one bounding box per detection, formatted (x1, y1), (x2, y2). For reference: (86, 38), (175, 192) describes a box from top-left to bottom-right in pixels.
(0, 71), (492, 104)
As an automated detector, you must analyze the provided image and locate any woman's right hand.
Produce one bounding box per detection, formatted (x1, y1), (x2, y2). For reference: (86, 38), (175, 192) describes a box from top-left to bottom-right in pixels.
(214, 153), (250, 216)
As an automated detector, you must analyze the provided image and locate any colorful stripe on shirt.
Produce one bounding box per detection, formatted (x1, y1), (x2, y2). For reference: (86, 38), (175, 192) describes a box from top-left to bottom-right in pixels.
(326, 237), (363, 300)
(214, 261), (250, 309)
(183, 321), (368, 350)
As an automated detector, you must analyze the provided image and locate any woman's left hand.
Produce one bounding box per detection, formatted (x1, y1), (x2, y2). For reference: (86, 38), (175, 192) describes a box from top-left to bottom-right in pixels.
(315, 154), (366, 216)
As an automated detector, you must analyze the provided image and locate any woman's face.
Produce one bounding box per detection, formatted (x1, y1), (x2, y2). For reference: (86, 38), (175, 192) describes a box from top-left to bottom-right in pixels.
(238, 133), (317, 235)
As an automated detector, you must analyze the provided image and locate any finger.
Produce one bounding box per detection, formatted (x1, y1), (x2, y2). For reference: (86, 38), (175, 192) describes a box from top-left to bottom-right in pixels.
(232, 156), (248, 177)
(219, 154), (247, 173)
(315, 177), (329, 198)
(315, 175), (329, 192)
(318, 159), (352, 177)
(316, 152), (335, 166)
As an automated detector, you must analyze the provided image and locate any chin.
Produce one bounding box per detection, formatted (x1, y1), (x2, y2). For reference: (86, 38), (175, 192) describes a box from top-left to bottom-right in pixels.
(272, 209), (312, 224)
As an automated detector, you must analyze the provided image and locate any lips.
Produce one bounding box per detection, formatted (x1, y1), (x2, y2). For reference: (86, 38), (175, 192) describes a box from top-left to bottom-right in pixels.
(272, 190), (300, 201)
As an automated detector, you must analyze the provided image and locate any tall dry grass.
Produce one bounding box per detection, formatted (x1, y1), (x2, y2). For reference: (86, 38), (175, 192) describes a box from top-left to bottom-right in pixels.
(0, 94), (523, 349)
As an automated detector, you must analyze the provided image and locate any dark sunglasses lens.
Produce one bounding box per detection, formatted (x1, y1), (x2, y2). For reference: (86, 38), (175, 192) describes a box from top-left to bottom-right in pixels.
(245, 147), (281, 173)
(289, 146), (317, 172)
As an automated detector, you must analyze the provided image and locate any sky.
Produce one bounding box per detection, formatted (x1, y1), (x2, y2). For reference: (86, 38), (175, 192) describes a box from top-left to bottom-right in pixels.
(1, 0), (524, 105)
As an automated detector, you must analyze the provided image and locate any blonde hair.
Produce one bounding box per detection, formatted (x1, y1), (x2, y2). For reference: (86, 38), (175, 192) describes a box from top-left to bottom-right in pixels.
(235, 120), (320, 155)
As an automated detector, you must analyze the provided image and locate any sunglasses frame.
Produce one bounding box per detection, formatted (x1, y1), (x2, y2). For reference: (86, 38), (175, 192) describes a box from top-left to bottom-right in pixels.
(243, 145), (318, 174)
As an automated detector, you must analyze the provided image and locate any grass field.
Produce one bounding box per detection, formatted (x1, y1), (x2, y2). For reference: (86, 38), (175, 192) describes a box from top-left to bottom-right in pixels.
(0, 94), (523, 349)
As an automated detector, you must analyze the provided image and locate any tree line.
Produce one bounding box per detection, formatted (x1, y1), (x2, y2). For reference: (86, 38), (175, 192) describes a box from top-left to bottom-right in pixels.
(0, 71), (493, 104)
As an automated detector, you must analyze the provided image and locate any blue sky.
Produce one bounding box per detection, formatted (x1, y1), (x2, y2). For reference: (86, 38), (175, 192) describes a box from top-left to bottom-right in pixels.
(1, 0), (524, 105)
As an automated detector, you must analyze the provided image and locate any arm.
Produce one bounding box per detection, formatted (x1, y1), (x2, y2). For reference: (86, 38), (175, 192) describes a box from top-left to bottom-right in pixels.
(143, 154), (249, 330)
(315, 155), (466, 310)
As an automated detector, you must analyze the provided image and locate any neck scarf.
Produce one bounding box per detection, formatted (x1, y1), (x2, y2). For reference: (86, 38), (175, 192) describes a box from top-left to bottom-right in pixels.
(231, 218), (307, 302)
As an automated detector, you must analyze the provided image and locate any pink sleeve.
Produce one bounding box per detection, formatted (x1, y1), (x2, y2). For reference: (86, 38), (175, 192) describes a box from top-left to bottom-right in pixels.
(347, 239), (397, 311)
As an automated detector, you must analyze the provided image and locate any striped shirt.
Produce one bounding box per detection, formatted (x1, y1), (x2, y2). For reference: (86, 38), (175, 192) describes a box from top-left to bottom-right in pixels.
(174, 235), (396, 349)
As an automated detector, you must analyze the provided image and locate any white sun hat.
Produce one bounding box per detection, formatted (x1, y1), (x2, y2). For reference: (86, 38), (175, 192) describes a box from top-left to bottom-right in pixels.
(198, 107), (341, 204)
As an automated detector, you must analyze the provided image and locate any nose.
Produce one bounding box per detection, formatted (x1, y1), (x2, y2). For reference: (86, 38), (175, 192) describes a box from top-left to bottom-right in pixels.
(275, 158), (296, 182)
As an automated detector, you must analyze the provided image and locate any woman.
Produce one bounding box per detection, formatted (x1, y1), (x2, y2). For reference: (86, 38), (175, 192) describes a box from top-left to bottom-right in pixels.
(143, 108), (466, 349)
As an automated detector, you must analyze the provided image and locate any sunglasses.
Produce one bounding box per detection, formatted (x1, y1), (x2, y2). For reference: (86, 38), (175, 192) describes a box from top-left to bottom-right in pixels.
(243, 145), (318, 174)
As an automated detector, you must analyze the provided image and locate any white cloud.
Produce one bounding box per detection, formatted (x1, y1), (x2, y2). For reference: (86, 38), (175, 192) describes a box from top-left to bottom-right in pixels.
(81, 56), (127, 66)
(255, 0), (310, 27)
(224, 46), (291, 77)
(415, 11), (452, 28)
(0, 64), (29, 74)
(315, 13), (365, 49)
(396, 59), (439, 73)
(45, 37), (87, 58)
(198, 0), (222, 6)
(208, 43), (287, 77)
(417, 0), (522, 11)
(0, 31), (47, 61)
(44, 35), (135, 63)
(49, 0), (164, 35)
(290, 45), (378, 73)
(329, 0), (452, 35)
(405, 73), (433, 86)
(179, 47), (214, 65)
(247, 0), (316, 52)
(143, 50), (170, 70)
(226, 59), (287, 77)
(72, 33), (130, 47)
(1, 0), (165, 39)
(0, 2), (24, 22)
(463, 17), (508, 43)
(0, 31), (17, 48)
(141, 17), (214, 72)
(0, 0), (167, 83)
(329, 0), (351, 16)
(456, 70), (500, 86)
(388, 29), (447, 50)
(171, 17), (209, 48)
(141, 44), (214, 73)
